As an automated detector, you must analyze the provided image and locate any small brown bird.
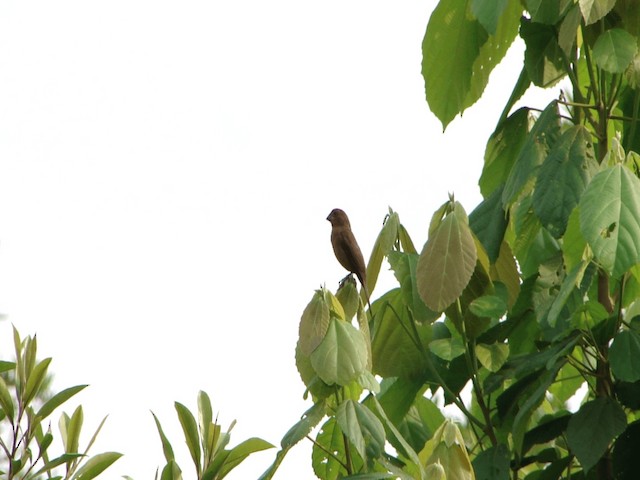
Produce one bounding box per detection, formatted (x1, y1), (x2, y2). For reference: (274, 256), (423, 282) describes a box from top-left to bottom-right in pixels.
(327, 208), (368, 294)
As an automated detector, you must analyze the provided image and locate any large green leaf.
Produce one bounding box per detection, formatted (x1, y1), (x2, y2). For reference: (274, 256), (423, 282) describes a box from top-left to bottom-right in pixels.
(298, 289), (331, 356)
(371, 289), (432, 379)
(609, 330), (640, 382)
(465, 0), (521, 108)
(472, 444), (510, 480)
(422, 0), (488, 129)
(521, 19), (566, 87)
(310, 318), (368, 386)
(526, 0), (566, 24)
(336, 400), (386, 462)
(593, 28), (638, 73)
(312, 418), (362, 479)
(579, 0), (617, 25)
(502, 102), (560, 206)
(471, 0), (508, 34)
(566, 397), (627, 472)
(579, 164), (640, 278)
(533, 126), (598, 237)
(481, 108), (529, 197)
(388, 251), (438, 323)
(417, 203), (477, 312)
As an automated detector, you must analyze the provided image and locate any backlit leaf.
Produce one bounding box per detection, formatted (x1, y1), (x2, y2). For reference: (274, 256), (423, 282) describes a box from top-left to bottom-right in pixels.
(579, 164), (640, 278)
(417, 203), (477, 312)
(475, 343), (509, 372)
(298, 289), (331, 356)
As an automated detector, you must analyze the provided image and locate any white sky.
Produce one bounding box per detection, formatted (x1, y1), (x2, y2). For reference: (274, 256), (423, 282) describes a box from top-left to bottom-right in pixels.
(0, 1), (555, 478)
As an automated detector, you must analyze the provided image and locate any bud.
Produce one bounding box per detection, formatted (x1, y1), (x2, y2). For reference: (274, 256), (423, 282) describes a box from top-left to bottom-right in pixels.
(424, 419), (474, 480)
(425, 461), (446, 480)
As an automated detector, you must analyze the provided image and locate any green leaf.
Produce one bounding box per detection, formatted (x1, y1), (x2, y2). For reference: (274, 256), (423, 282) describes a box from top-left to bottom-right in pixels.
(566, 397), (627, 472)
(371, 289), (432, 379)
(0, 361), (15, 374)
(613, 420), (640, 480)
(469, 295), (507, 319)
(521, 18), (566, 87)
(388, 251), (439, 323)
(71, 452), (122, 480)
(336, 400), (386, 461)
(580, 164), (640, 278)
(33, 453), (84, 476)
(417, 202), (477, 311)
(472, 444), (510, 480)
(312, 418), (357, 479)
(0, 376), (14, 421)
(310, 318), (368, 386)
(533, 126), (598, 238)
(37, 385), (88, 421)
(24, 357), (52, 405)
(160, 461), (183, 480)
(481, 108), (530, 198)
(61, 406), (83, 455)
(471, 0), (508, 34)
(429, 338), (465, 361)
(197, 391), (213, 464)
(502, 102), (560, 206)
(469, 185), (508, 262)
(526, 0), (565, 24)
(610, 330), (640, 382)
(475, 343), (509, 372)
(579, 0), (617, 25)
(546, 261), (588, 327)
(175, 402), (202, 475)
(217, 438), (274, 479)
(152, 412), (175, 462)
(593, 28), (639, 73)
(559, 4), (583, 56)
(298, 289), (331, 356)
(422, 0), (488, 129)
(563, 207), (588, 271)
(366, 210), (400, 296)
(281, 402), (326, 448)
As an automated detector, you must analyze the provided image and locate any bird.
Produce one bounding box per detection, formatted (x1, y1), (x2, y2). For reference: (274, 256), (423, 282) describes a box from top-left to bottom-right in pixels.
(327, 208), (371, 310)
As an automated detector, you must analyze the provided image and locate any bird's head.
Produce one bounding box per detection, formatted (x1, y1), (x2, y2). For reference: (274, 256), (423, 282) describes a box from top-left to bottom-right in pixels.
(327, 208), (351, 227)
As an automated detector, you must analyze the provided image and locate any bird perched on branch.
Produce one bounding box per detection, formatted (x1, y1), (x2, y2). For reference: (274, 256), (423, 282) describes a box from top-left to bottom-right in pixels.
(327, 208), (371, 310)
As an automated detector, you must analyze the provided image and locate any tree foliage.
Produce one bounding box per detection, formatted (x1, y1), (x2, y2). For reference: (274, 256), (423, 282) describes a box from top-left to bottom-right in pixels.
(265, 1), (640, 479)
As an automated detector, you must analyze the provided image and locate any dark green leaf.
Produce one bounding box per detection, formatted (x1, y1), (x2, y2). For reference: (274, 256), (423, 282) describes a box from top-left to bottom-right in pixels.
(522, 413), (571, 454)
(609, 329), (640, 382)
(521, 19), (566, 87)
(526, 0), (564, 24)
(473, 444), (510, 480)
(566, 397), (627, 472)
(533, 126), (597, 237)
(472, 0), (508, 34)
(613, 420), (640, 480)
(469, 185), (508, 262)
(502, 102), (560, 206)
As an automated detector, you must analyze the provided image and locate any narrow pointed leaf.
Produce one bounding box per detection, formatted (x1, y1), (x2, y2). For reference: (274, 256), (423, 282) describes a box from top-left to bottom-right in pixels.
(366, 210), (400, 296)
(217, 438), (274, 479)
(0, 376), (14, 420)
(175, 402), (202, 474)
(37, 385), (88, 420)
(152, 412), (175, 462)
(71, 452), (122, 480)
(580, 164), (640, 278)
(24, 357), (52, 405)
(417, 203), (477, 311)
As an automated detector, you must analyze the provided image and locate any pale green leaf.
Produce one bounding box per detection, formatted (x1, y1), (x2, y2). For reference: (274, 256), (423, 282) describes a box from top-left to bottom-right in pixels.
(579, 0), (617, 25)
(0, 376), (14, 420)
(175, 402), (202, 474)
(417, 203), (477, 311)
(429, 338), (465, 361)
(310, 318), (368, 386)
(475, 343), (509, 372)
(298, 289), (331, 356)
(281, 402), (327, 448)
(24, 357), (52, 405)
(37, 385), (88, 421)
(579, 164), (640, 278)
(469, 295), (507, 319)
(593, 28), (638, 73)
(366, 210), (400, 296)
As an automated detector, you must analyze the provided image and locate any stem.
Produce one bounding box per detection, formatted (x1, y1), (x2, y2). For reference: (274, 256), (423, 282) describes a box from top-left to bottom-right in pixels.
(305, 435), (350, 471)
